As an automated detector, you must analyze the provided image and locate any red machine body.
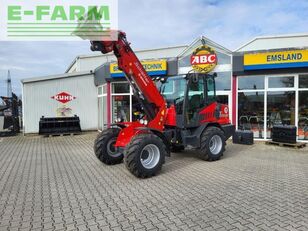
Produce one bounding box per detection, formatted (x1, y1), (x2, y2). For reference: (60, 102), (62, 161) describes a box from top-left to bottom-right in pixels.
(200, 102), (230, 124)
(91, 31), (233, 148)
(91, 30), (235, 178)
(165, 105), (177, 126)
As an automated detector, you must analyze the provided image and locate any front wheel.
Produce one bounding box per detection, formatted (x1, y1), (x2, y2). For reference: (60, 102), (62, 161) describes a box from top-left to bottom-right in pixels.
(198, 127), (226, 161)
(94, 128), (123, 165)
(124, 134), (166, 178)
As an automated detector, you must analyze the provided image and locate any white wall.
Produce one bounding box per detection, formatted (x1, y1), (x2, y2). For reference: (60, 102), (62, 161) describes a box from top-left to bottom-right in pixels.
(22, 73), (98, 134)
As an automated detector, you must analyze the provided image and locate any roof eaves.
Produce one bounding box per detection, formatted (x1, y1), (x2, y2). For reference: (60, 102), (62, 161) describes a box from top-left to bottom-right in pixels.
(202, 36), (232, 54)
(21, 71), (93, 84)
(234, 32), (308, 52)
(65, 56), (80, 73)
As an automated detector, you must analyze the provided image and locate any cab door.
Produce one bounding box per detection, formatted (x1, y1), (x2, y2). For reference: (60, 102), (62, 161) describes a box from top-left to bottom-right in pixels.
(184, 76), (206, 127)
(184, 74), (218, 127)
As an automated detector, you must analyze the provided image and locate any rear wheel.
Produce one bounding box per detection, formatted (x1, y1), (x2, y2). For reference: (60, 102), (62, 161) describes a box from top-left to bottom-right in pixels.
(124, 134), (166, 178)
(198, 126), (226, 161)
(94, 128), (123, 165)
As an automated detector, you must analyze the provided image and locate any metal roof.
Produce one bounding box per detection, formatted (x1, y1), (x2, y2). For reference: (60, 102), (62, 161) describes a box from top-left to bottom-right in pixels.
(65, 45), (188, 73)
(235, 33), (308, 52)
(21, 71), (93, 84)
(178, 36), (232, 57)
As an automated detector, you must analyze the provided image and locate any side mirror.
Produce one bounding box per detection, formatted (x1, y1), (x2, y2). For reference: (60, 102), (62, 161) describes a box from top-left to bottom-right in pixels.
(160, 77), (167, 84)
(192, 74), (199, 84)
(208, 78), (213, 85)
(186, 72), (199, 83)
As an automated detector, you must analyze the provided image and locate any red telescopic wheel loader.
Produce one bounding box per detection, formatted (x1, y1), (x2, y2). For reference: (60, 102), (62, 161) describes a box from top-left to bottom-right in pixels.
(91, 31), (235, 178)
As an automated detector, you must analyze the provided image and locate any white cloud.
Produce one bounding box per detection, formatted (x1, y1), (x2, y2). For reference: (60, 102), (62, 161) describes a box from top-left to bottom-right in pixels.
(118, 0), (308, 49)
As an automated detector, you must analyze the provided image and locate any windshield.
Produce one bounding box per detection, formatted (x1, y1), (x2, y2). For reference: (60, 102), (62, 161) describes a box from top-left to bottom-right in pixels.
(207, 77), (216, 104)
(158, 76), (187, 102)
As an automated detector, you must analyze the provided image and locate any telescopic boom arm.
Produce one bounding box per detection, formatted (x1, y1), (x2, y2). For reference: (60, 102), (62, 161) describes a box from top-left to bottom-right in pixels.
(90, 31), (166, 130)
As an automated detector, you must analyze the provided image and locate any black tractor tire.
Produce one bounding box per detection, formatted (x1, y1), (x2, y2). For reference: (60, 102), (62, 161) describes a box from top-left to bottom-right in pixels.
(94, 128), (123, 165)
(171, 144), (184, 153)
(124, 134), (167, 178)
(198, 126), (226, 161)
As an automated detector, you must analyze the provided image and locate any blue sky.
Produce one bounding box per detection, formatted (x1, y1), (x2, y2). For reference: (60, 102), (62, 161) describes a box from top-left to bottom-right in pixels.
(1, 0), (308, 97)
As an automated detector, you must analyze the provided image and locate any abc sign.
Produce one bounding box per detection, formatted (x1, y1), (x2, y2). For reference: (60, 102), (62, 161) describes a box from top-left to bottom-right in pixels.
(191, 45), (217, 73)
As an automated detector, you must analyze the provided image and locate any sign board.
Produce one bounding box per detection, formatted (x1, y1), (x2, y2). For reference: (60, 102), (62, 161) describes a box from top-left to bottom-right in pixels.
(191, 45), (217, 73)
(51, 92), (76, 104)
(110, 60), (167, 78)
(244, 49), (308, 70)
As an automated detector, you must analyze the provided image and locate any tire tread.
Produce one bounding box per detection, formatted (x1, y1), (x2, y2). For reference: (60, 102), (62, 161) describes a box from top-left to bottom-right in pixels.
(93, 128), (123, 165)
(199, 126), (226, 161)
(124, 134), (166, 178)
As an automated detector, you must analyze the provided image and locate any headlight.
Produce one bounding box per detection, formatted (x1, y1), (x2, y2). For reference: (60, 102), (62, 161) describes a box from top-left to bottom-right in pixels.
(139, 119), (148, 125)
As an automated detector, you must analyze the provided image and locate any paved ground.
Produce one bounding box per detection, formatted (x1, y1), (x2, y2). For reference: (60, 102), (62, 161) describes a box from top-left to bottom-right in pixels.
(0, 133), (307, 231)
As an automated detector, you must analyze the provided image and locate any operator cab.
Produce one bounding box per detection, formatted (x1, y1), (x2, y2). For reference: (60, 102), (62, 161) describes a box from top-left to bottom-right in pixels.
(158, 73), (218, 128)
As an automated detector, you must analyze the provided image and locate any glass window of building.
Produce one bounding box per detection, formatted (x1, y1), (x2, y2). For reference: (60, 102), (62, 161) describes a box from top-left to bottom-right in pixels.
(98, 97), (103, 129)
(266, 91), (295, 138)
(268, 76), (294, 88)
(298, 91), (308, 140)
(238, 92), (265, 138)
(102, 96), (107, 127)
(238, 75), (308, 141)
(98, 84), (107, 130)
(103, 85), (107, 94)
(112, 82), (130, 93)
(112, 95), (130, 122)
(215, 72), (231, 91)
(299, 74), (308, 88)
(98, 86), (103, 95)
(238, 76), (265, 90)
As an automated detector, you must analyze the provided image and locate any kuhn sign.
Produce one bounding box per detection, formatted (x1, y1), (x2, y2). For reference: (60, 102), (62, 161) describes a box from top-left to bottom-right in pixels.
(51, 92), (76, 104)
(191, 45), (217, 73)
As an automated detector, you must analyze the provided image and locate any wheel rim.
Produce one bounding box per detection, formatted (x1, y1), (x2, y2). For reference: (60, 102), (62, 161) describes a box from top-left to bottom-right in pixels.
(140, 144), (160, 169)
(209, 135), (222, 155)
(107, 138), (122, 157)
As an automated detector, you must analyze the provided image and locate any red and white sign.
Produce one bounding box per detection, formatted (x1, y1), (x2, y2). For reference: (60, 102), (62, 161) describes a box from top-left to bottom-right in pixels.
(190, 54), (217, 65)
(51, 92), (76, 104)
(191, 45), (217, 73)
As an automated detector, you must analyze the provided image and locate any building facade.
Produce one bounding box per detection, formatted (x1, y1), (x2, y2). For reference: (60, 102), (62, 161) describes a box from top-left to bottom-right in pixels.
(21, 34), (308, 141)
(233, 34), (308, 141)
(22, 72), (97, 133)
